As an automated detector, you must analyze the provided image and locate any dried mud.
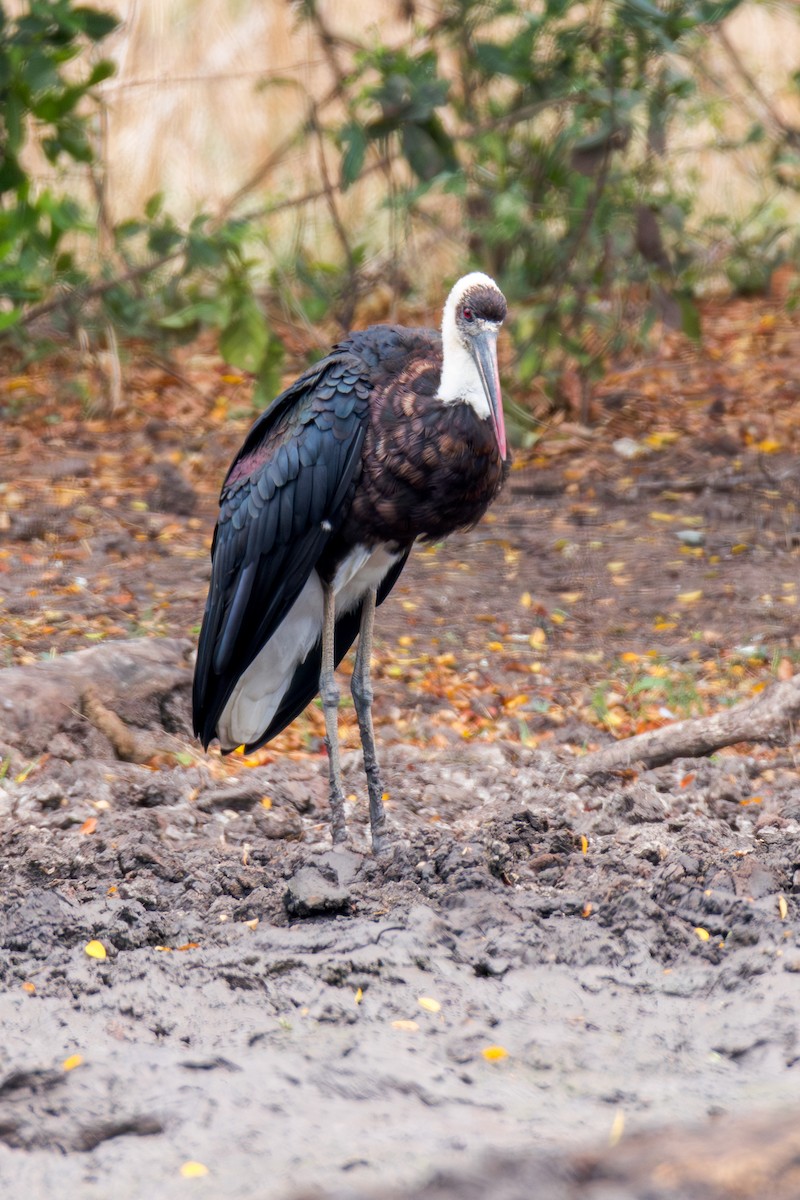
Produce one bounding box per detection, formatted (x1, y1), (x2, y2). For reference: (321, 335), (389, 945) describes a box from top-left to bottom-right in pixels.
(0, 725), (799, 1197)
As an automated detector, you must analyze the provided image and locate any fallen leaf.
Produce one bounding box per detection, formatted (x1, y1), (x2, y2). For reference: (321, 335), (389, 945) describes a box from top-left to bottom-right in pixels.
(694, 927), (710, 942)
(609, 1108), (625, 1146)
(79, 816), (97, 835)
(481, 1045), (508, 1061)
(84, 940), (107, 960)
(180, 1162), (209, 1179)
(62, 1054), (83, 1072)
(779, 895), (788, 920)
(418, 996), (441, 1013)
(391, 1019), (419, 1032)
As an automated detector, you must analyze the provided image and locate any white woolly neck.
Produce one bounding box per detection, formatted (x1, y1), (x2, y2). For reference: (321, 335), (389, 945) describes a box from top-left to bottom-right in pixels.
(437, 272), (500, 416)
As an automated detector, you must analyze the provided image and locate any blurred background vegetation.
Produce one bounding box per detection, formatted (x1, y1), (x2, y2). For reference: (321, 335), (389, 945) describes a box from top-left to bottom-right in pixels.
(2, 0), (800, 426)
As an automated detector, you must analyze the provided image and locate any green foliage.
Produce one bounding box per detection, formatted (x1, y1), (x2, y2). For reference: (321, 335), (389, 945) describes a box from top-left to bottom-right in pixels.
(325, 0), (752, 400)
(0, 0), (115, 323)
(2, 0), (800, 420)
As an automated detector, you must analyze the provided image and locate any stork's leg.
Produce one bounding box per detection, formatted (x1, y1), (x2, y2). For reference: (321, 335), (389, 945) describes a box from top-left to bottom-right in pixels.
(351, 588), (389, 856)
(320, 581), (348, 845)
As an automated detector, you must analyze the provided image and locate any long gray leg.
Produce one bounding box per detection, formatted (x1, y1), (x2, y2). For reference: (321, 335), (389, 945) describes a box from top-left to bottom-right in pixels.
(351, 589), (389, 855)
(320, 581), (347, 845)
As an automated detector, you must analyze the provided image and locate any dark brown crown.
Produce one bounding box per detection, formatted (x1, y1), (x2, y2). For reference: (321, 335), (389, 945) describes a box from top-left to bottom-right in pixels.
(460, 284), (507, 324)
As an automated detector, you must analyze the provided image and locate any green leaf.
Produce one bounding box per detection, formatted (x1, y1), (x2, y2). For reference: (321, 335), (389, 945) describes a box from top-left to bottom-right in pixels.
(677, 294), (701, 342)
(340, 123), (367, 190)
(71, 7), (119, 41)
(0, 308), (22, 332)
(219, 296), (268, 372)
(144, 192), (164, 220)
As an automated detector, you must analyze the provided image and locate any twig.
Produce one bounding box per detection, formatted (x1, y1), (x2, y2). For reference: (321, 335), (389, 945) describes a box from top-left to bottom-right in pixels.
(19, 251), (180, 328)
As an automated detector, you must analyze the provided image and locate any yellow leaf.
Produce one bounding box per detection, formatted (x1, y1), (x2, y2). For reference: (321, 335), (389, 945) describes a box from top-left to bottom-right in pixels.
(694, 927), (710, 942)
(609, 1109), (626, 1146)
(481, 1045), (508, 1061)
(503, 693), (529, 712)
(644, 431), (679, 448)
(488, 641), (504, 652)
(730, 543), (748, 555)
(550, 611), (566, 624)
(401, 600), (417, 611)
(354, 987), (363, 1005)
(653, 619), (677, 631)
(580, 835), (588, 855)
(607, 561), (626, 573)
(391, 1019), (419, 1032)
(244, 918), (259, 931)
(180, 1162), (209, 1179)
(582, 902), (593, 918)
(620, 652), (640, 663)
(418, 996), (441, 1013)
(520, 591), (533, 609)
(779, 895), (788, 920)
(62, 1054), (83, 1072)
(757, 438), (780, 454)
(84, 940), (107, 960)
(677, 591), (703, 604)
(398, 635), (414, 647)
(259, 796), (272, 810)
(529, 628), (547, 649)
(649, 512), (675, 522)
(22, 981), (35, 995)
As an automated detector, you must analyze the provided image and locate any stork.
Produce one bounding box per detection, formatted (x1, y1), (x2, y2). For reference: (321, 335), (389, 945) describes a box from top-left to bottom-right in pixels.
(192, 272), (509, 854)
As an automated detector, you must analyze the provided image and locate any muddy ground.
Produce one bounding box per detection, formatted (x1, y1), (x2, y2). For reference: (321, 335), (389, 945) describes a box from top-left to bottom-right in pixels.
(1, 320), (800, 1197)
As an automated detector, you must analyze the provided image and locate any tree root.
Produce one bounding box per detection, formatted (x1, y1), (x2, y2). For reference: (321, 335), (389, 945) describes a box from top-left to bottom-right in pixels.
(80, 686), (157, 764)
(574, 674), (800, 776)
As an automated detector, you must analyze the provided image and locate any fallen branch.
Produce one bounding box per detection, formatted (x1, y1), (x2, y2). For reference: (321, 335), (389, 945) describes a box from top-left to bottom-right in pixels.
(574, 674), (800, 776)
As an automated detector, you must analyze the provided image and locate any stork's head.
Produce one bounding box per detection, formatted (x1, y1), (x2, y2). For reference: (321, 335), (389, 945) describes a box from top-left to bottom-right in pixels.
(439, 272), (508, 459)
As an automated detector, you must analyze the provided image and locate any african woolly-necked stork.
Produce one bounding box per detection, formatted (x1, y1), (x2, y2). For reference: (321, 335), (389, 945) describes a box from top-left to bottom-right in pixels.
(192, 272), (509, 853)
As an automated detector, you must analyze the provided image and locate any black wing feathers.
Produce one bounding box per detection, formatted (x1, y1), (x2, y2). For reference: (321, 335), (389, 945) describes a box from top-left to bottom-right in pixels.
(192, 352), (372, 747)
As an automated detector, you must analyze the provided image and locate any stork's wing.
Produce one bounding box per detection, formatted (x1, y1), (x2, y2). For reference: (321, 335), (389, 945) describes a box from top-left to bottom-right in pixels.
(239, 549), (411, 753)
(192, 353), (372, 748)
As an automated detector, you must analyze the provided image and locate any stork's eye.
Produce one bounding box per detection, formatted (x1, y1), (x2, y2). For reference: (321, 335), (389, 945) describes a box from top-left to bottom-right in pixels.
(462, 307), (474, 322)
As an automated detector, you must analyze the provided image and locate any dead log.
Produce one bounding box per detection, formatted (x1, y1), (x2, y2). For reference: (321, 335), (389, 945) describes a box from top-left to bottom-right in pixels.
(0, 637), (193, 766)
(575, 674), (800, 776)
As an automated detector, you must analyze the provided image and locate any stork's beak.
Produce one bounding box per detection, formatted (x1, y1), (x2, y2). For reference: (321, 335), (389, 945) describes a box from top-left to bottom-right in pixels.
(470, 329), (507, 460)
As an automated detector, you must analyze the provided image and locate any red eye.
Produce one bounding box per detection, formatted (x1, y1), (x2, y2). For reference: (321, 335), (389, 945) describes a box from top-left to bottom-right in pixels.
(462, 307), (473, 321)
